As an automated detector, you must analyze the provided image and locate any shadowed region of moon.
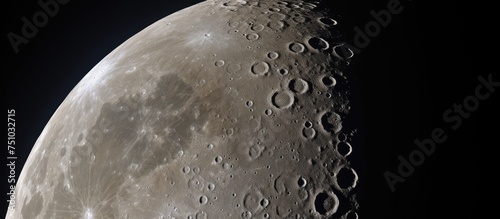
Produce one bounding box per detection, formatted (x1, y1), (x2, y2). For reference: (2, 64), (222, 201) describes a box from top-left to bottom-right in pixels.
(8, 0), (360, 218)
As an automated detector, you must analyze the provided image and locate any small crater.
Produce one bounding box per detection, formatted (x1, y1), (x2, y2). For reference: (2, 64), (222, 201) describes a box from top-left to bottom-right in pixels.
(260, 198), (270, 207)
(307, 37), (329, 51)
(246, 33), (260, 41)
(198, 79), (206, 86)
(337, 141), (352, 156)
(318, 17), (337, 27)
(264, 109), (273, 116)
(226, 63), (242, 74)
(292, 16), (308, 23)
(195, 211), (207, 219)
(304, 121), (313, 128)
(297, 176), (307, 188)
(249, 144), (265, 160)
(333, 45), (354, 60)
(297, 190), (309, 204)
(241, 211), (252, 219)
(289, 78), (310, 94)
(278, 68), (288, 75)
(268, 21), (286, 31)
(345, 211), (359, 219)
(336, 167), (358, 189)
(267, 51), (280, 59)
(320, 111), (342, 133)
(215, 60), (225, 67)
(302, 127), (316, 139)
(288, 42), (306, 53)
(321, 76), (336, 87)
(269, 12), (286, 20)
(250, 61), (270, 75)
(251, 23), (265, 32)
(193, 167), (200, 174)
(199, 195), (208, 205)
(271, 91), (294, 109)
(188, 176), (204, 191)
(228, 20), (241, 28)
(207, 183), (216, 191)
(228, 29), (239, 35)
(314, 191), (339, 216)
(246, 100), (254, 107)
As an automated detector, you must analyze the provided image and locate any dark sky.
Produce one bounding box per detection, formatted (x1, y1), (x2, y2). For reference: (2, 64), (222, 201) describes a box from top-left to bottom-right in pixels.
(3, 0), (496, 218)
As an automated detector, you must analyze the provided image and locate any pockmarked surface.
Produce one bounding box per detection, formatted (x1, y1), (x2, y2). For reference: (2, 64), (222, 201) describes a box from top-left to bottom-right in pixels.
(7, 1), (360, 218)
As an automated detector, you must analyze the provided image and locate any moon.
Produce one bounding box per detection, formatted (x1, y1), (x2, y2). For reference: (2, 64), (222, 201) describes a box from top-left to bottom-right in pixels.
(8, 0), (359, 218)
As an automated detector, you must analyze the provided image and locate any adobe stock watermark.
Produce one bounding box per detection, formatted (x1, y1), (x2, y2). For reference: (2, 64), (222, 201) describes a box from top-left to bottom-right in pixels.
(7, 0), (71, 54)
(334, 0), (412, 58)
(384, 73), (499, 192)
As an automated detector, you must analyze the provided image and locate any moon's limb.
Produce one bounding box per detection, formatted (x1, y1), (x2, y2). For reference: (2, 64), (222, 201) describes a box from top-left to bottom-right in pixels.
(8, 1), (359, 218)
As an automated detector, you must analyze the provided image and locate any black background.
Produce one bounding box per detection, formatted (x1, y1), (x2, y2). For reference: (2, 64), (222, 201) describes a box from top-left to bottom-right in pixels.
(3, 0), (496, 218)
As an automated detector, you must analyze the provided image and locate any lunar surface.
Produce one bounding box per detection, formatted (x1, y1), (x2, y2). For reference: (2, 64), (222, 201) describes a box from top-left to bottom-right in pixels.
(8, 0), (359, 218)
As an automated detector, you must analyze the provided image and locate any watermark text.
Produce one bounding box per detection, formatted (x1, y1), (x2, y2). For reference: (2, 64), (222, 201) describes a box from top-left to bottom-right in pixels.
(7, 0), (71, 54)
(7, 109), (17, 211)
(384, 73), (499, 192)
